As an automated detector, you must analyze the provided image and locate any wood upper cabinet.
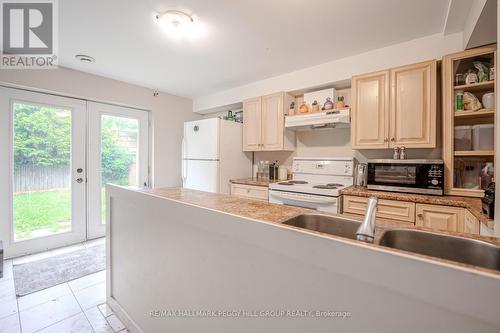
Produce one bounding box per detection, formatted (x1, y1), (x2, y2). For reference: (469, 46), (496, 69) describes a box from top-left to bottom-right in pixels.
(415, 204), (464, 232)
(242, 92), (295, 151)
(261, 92), (284, 151)
(242, 97), (261, 151)
(351, 60), (437, 149)
(351, 70), (390, 149)
(390, 60), (437, 148)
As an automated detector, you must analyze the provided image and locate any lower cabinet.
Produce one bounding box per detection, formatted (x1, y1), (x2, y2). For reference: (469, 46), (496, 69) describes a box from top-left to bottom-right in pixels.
(342, 196), (480, 235)
(343, 195), (415, 223)
(230, 183), (268, 201)
(415, 204), (463, 232)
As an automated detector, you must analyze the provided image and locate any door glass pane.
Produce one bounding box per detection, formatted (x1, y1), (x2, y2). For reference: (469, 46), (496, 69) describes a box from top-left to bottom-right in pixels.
(13, 102), (72, 241)
(101, 115), (139, 223)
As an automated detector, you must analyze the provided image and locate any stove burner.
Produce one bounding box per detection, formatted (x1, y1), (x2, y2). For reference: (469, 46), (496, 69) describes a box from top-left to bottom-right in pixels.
(289, 180), (308, 184)
(326, 183), (344, 187)
(313, 184), (339, 189)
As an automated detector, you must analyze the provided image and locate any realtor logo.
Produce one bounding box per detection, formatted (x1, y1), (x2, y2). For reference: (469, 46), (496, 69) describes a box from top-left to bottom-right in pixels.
(1, 0), (58, 69)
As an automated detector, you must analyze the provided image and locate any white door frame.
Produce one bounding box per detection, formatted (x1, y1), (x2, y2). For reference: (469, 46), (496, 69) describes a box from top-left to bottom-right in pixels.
(87, 102), (150, 239)
(0, 87), (87, 258)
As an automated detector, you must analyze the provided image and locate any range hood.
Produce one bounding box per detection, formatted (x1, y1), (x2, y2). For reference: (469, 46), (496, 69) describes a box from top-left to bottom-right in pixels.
(285, 108), (350, 131)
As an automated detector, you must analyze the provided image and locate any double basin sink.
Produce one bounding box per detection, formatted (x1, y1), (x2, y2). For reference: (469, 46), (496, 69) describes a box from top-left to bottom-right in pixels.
(282, 214), (500, 271)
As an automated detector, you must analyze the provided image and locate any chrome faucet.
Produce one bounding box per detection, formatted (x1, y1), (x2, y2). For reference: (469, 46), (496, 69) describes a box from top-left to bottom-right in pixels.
(356, 196), (378, 243)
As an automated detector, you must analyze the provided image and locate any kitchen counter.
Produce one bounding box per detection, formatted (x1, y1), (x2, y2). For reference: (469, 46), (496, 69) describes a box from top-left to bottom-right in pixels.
(106, 185), (500, 332)
(341, 186), (494, 228)
(142, 187), (500, 270)
(230, 177), (280, 187)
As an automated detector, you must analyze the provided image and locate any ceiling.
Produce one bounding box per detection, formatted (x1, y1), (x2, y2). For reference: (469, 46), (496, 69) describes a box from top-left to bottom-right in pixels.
(59, 0), (452, 98)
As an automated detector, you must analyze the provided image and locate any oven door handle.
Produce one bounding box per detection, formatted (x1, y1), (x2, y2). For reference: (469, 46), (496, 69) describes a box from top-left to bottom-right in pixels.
(270, 191), (337, 204)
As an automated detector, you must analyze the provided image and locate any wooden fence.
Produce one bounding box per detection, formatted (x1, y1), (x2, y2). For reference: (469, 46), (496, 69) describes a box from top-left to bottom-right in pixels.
(14, 165), (70, 193)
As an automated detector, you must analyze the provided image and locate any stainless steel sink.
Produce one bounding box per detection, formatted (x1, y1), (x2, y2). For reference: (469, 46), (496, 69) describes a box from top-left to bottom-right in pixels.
(378, 229), (500, 271)
(282, 214), (361, 240)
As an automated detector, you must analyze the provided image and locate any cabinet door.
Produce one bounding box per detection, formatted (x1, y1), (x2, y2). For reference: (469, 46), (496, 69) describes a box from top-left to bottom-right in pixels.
(351, 70), (390, 149)
(463, 210), (480, 234)
(242, 97), (262, 151)
(261, 92), (284, 151)
(415, 204), (464, 232)
(230, 183), (268, 201)
(390, 60), (437, 148)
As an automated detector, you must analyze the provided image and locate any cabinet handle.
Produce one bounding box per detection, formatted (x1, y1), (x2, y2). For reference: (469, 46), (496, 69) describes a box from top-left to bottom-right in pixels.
(390, 137), (395, 142)
(384, 137), (388, 142)
(417, 213), (423, 219)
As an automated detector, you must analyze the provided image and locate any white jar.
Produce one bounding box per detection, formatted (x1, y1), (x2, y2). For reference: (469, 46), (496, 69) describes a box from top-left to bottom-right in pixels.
(482, 92), (495, 109)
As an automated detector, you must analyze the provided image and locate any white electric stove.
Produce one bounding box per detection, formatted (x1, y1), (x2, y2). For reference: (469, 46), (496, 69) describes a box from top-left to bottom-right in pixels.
(269, 157), (355, 213)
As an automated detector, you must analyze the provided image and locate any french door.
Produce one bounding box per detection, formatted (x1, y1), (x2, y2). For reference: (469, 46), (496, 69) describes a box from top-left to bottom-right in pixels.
(0, 87), (149, 257)
(0, 87), (87, 257)
(87, 102), (149, 239)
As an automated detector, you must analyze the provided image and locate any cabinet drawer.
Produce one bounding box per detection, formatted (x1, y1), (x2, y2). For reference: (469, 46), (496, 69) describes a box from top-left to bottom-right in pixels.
(343, 195), (415, 223)
(230, 184), (268, 201)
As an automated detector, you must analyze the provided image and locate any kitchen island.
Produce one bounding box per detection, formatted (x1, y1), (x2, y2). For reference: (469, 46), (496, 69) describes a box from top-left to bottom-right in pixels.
(106, 185), (500, 333)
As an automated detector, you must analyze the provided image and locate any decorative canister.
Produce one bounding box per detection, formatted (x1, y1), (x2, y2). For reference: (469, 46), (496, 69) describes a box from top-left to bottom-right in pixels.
(482, 92), (495, 109)
(311, 100), (320, 112)
(299, 101), (309, 113)
(322, 97), (334, 110)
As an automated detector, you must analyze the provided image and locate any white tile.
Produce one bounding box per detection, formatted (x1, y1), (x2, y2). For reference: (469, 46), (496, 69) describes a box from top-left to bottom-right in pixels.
(0, 280), (17, 320)
(73, 281), (106, 310)
(1, 259), (13, 280)
(12, 251), (53, 265)
(85, 306), (114, 333)
(18, 283), (72, 311)
(0, 313), (21, 333)
(0, 297), (18, 320)
(51, 243), (85, 256)
(37, 313), (93, 333)
(19, 293), (81, 333)
(98, 303), (113, 317)
(106, 314), (125, 332)
(84, 238), (105, 248)
(0, 278), (15, 299)
(69, 270), (106, 292)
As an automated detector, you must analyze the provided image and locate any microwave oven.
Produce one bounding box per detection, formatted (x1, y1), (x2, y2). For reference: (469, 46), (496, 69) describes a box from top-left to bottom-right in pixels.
(367, 159), (444, 195)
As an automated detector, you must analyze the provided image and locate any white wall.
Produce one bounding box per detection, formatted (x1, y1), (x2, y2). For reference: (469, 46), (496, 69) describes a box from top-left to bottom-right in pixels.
(194, 32), (464, 113)
(0, 67), (199, 188)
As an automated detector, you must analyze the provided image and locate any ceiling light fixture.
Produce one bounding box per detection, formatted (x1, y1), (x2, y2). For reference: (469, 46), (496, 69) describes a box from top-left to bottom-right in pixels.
(75, 54), (95, 63)
(155, 10), (201, 39)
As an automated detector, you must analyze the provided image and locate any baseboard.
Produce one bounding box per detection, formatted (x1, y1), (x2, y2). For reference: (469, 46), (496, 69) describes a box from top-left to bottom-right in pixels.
(107, 296), (143, 333)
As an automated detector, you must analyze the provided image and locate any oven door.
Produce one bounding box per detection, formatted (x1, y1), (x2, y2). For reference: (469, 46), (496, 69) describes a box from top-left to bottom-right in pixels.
(269, 190), (339, 213)
(367, 162), (442, 195)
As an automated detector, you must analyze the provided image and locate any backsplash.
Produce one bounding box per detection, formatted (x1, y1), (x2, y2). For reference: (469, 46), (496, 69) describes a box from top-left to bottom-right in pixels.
(253, 128), (443, 176)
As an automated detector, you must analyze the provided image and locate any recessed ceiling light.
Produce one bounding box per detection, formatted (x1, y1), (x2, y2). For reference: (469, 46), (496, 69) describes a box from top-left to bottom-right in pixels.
(75, 54), (95, 63)
(155, 10), (202, 39)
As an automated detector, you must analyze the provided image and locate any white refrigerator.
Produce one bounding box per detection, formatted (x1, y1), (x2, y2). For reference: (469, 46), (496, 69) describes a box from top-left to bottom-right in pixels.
(182, 118), (252, 194)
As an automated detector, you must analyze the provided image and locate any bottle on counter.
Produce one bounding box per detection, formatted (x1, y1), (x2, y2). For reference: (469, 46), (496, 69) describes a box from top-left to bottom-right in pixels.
(263, 161), (270, 179)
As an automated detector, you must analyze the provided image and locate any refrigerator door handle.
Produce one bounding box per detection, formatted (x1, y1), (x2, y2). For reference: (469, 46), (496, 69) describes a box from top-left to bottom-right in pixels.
(182, 159), (187, 183)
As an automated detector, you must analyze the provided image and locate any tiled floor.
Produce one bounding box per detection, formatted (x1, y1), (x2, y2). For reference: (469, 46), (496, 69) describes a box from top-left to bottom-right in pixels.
(0, 238), (129, 333)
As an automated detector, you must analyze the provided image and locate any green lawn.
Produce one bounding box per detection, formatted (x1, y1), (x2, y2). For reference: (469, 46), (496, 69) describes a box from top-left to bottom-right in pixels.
(14, 190), (71, 240)
(13, 188), (107, 241)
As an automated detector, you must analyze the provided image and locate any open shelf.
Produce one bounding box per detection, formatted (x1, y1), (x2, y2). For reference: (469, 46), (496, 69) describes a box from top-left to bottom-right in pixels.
(454, 108), (495, 118)
(454, 108), (495, 125)
(454, 80), (495, 93)
(454, 150), (495, 157)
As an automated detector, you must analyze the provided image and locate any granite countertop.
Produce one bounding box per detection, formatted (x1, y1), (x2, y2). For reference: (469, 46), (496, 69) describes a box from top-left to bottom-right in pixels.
(341, 186), (494, 229)
(230, 177), (280, 187)
(139, 187), (500, 276)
